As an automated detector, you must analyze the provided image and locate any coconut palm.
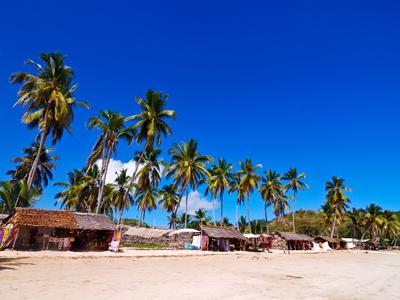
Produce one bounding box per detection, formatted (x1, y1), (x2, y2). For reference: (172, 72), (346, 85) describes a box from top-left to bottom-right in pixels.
(168, 214), (179, 229)
(112, 169), (134, 223)
(10, 52), (89, 190)
(7, 143), (58, 190)
(205, 159), (233, 226)
(361, 204), (384, 241)
(177, 213), (192, 229)
(158, 184), (180, 228)
(87, 110), (135, 213)
(259, 170), (282, 234)
(273, 191), (289, 221)
(135, 185), (158, 226)
(0, 180), (41, 213)
(221, 217), (231, 227)
(325, 176), (351, 238)
(54, 168), (86, 211)
(238, 216), (247, 233)
(347, 208), (365, 239)
(135, 149), (163, 191)
(238, 159), (262, 233)
(282, 168), (309, 233)
(229, 172), (246, 230)
(321, 202), (335, 235)
(381, 210), (400, 246)
(165, 139), (211, 228)
(194, 209), (211, 226)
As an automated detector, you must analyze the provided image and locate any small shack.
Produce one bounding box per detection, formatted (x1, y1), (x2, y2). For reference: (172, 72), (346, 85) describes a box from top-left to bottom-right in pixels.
(200, 226), (248, 251)
(272, 231), (313, 250)
(314, 236), (347, 250)
(1, 208), (115, 251)
(122, 227), (172, 246)
(169, 228), (200, 245)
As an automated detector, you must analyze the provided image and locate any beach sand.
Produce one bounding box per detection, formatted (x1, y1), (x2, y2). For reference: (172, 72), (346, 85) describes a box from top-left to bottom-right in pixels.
(0, 250), (399, 299)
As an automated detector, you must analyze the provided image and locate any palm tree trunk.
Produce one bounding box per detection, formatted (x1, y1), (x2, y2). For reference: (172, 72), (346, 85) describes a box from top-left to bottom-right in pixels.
(265, 202), (269, 234)
(330, 207), (338, 238)
(292, 192), (296, 233)
(212, 194), (216, 226)
(27, 130), (48, 190)
(96, 143), (113, 214)
(236, 202), (239, 230)
(184, 189), (189, 228)
(220, 194), (223, 227)
(247, 197), (251, 233)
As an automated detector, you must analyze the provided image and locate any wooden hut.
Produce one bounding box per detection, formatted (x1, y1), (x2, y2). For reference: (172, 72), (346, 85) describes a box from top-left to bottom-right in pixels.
(1, 208), (115, 251)
(314, 236), (347, 250)
(272, 231), (313, 250)
(200, 226), (248, 251)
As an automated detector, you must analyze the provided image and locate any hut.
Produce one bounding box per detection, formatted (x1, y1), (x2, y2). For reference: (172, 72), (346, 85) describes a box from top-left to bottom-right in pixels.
(272, 231), (313, 250)
(1, 208), (115, 251)
(122, 227), (172, 246)
(314, 236), (347, 250)
(200, 226), (248, 251)
(168, 228), (200, 245)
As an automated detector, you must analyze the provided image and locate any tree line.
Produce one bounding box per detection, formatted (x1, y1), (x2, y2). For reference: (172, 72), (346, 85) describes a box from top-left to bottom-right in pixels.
(0, 53), (398, 244)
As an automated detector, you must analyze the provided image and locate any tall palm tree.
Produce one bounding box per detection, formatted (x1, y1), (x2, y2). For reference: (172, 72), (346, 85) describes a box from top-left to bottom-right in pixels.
(165, 139), (211, 228)
(206, 159), (233, 226)
(87, 110), (135, 213)
(229, 172), (246, 230)
(158, 184), (180, 228)
(347, 208), (365, 239)
(238, 159), (262, 233)
(7, 143), (58, 190)
(194, 209), (211, 226)
(0, 180), (41, 213)
(120, 90), (176, 223)
(112, 169), (134, 223)
(325, 176), (351, 238)
(282, 168), (309, 233)
(259, 170), (282, 234)
(361, 203), (384, 241)
(273, 191), (289, 222)
(10, 52), (89, 190)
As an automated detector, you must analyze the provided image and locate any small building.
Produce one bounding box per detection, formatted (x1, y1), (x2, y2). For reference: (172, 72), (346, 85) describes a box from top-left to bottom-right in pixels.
(169, 228), (200, 244)
(314, 236), (348, 250)
(200, 225), (248, 251)
(272, 231), (313, 250)
(1, 208), (115, 251)
(122, 226), (172, 246)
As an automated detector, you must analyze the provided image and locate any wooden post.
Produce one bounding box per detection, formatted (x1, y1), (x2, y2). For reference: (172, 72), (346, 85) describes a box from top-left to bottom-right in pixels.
(11, 227), (19, 251)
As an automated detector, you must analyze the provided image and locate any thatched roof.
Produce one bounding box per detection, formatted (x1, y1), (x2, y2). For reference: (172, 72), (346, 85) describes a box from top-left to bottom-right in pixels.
(274, 231), (313, 241)
(201, 226), (247, 240)
(123, 227), (172, 238)
(314, 236), (341, 243)
(74, 212), (115, 231)
(3, 208), (115, 231)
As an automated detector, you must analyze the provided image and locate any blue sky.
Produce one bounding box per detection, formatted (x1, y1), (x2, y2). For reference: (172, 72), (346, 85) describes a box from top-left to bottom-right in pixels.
(0, 0), (399, 226)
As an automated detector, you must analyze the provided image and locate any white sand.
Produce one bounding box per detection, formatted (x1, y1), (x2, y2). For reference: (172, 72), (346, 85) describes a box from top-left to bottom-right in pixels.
(0, 250), (399, 299)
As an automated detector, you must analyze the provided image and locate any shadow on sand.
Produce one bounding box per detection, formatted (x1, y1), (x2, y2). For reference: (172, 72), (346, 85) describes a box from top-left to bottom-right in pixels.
(0, 257), (34, 271)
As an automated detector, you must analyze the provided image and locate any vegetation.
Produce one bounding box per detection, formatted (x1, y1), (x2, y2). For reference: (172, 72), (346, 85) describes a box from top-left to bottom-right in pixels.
(1, 51), (398, 249)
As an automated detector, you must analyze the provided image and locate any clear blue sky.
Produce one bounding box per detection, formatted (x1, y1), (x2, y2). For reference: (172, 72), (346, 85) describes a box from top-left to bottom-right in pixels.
(0, 0), (399, 226)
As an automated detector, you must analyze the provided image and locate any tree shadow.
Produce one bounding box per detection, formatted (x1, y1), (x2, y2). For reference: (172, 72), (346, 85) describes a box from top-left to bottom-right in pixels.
(0, 257), (34, 271)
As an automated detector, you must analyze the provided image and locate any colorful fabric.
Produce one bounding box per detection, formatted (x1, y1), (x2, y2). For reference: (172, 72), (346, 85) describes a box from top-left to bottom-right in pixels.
(0, 224), (17, 250)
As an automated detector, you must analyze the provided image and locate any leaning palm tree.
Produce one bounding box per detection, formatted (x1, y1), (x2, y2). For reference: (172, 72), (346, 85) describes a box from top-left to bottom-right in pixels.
(325, 176), (351, 238)
(229, 172), (246, 230)
(238, 159), (262, 233)
(120, 90), (176, 223)
(7, 143), (58, 190)
(87, 110), (135, 213)
(361, 204), (384, 241)
(282, 168), (309, 233)
(158, 184), (180, 228)
(259, 170), (282, 234)
(206, 159), (233, 226)
(164, 139), (211, 228)
(10, 52), (89, 190)
(0, 180), (41, 213)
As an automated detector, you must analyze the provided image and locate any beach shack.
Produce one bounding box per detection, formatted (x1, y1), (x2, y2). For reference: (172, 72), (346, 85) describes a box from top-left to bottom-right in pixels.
(314, 236), (348, 250)
(1, 208), (115, 251)
(272, 231), (313, 250)
(200, 225), (248, 251)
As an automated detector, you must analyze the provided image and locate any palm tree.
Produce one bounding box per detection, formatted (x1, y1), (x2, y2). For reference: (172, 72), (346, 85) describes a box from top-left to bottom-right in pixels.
(87, 110), (135, 213)
(10, 52), (89, 190)
(282, 168), (309, 233)
(206, 159), (233, 226)
(325, 176), (351, 238)
(238, 159), (262, 233)
(54, 168), (86, 211)
(7, 143), (58, 190)
(194, 209), (211, 226)
(0, 180), (41, 213)
(229, 173), (246, 230)
(120, 90), (176, 223)
(221, 217), (231, 227)
(135, 185), (158, 226)
(347, 208), (365, 239)
(361, 204), (384, 241)
(168, 214), (179, 229)
(321, 202), (335, 235)
(158, 184), (180, 228)
(165, 139), (211, 228)
(259, 170), (282, 234)
(177, 213), (192, 229)
(381, 210), (399, 246)
(238, 216), (247, 233)
(273, 191), (289, 222)
(112, 169), (134, 223)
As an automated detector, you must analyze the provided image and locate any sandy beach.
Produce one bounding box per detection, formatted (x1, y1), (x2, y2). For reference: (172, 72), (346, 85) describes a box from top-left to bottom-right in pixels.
(1, 250), (399, 300)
